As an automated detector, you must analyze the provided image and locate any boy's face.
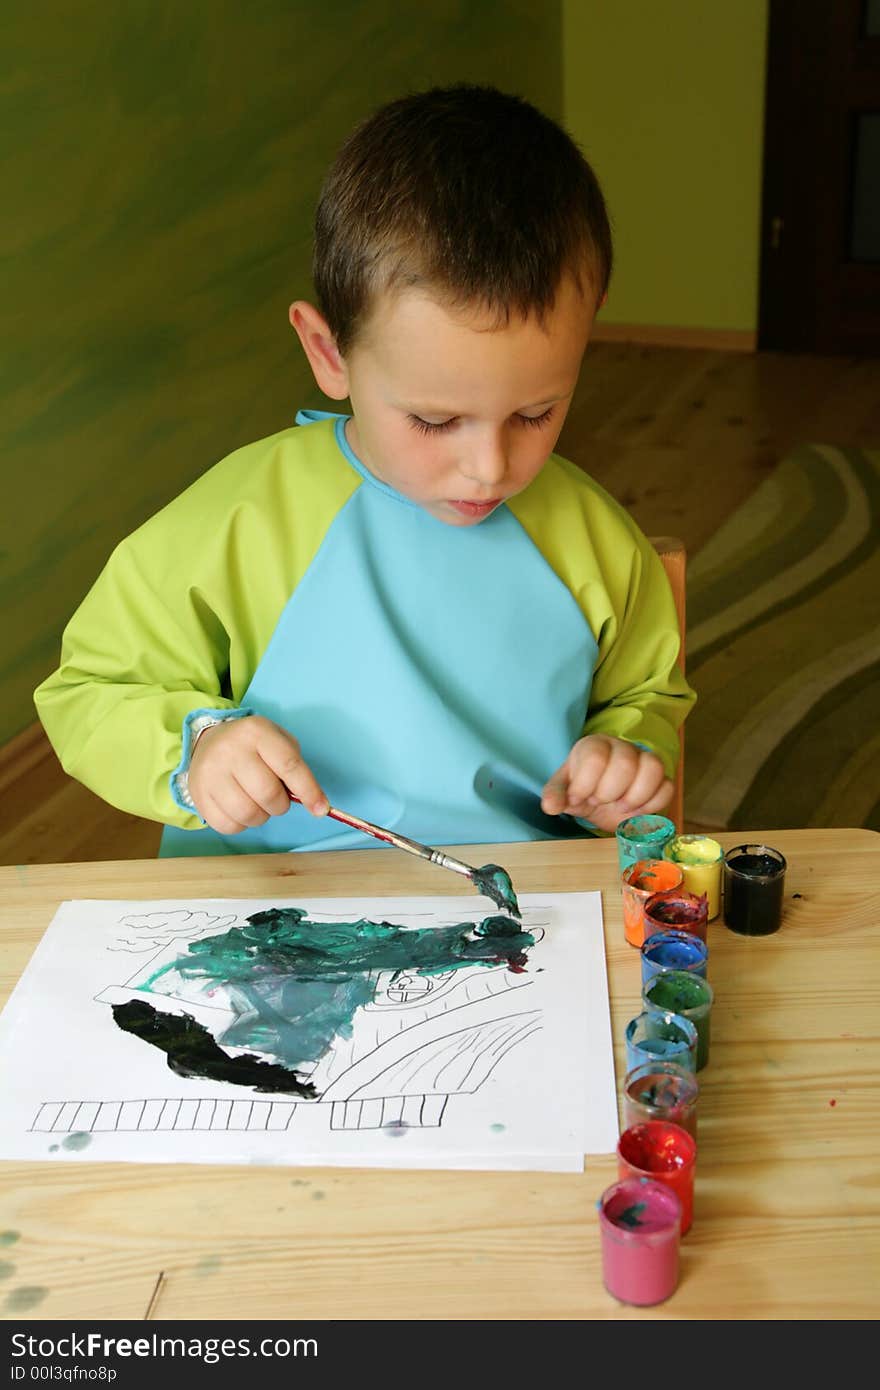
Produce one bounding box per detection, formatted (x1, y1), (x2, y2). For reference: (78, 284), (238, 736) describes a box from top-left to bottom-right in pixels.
(339, 274), (596, 526)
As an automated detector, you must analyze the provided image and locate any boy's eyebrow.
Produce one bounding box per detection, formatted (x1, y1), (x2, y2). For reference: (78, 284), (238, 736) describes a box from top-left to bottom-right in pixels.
(405, 392), (572, 415)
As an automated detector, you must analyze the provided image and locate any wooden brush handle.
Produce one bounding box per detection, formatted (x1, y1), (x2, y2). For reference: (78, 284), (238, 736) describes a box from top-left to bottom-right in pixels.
(286, 792), (475, 877)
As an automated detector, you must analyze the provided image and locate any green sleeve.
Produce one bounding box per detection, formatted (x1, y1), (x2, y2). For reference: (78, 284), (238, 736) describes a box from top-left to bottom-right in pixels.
(581, 532), (692, 780)
(509, 455), (695, 781)
(33, 424), (358, 826)
(35, 527), (240, 829)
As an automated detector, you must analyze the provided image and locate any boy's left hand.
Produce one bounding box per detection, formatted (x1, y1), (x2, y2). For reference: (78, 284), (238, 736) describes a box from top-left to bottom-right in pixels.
(541, 734), (673, 833)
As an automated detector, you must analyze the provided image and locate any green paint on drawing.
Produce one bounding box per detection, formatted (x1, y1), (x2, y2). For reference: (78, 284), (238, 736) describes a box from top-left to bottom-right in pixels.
(0, 1262), (15, 1280)
(119, 907), (535, 1091)
(0, 1232), (20, 1247)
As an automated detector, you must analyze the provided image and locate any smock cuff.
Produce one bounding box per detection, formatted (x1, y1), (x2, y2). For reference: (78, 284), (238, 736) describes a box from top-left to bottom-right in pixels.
(170, 707), (253, 816)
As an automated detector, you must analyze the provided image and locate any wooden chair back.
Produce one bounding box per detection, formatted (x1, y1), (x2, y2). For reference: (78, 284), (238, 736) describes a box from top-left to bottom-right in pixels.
(649, 536), (686, 831)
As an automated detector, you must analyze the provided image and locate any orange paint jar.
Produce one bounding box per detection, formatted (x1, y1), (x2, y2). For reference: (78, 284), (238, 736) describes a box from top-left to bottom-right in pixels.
(622, 859), (684, 947)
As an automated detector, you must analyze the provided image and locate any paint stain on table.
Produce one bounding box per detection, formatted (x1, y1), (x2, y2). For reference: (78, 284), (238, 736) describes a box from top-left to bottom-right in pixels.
(4, 1286), (48, 1312)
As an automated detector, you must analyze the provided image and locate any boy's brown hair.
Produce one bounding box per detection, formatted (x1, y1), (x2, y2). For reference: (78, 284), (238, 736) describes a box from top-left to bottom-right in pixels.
(313, 83), (613, 355)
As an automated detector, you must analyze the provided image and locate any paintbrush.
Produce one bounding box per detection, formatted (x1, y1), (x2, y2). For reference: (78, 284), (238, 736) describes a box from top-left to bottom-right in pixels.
(287, 793), (521, 918)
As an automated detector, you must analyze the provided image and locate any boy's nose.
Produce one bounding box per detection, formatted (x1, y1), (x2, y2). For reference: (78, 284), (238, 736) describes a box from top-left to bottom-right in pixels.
(459, 432), (509, 487)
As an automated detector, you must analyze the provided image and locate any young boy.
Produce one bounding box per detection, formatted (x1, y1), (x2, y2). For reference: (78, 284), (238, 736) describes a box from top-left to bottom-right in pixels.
(34, 84), (695, 858)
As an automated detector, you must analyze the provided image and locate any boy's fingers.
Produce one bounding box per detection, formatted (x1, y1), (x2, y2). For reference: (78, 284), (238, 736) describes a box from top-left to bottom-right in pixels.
(625, 780), (674, 817)
(581, 793), (648, 833)
(204, 772), (272, 830)
(256, 724), (329, 816)
(589, 756), (638, 808)
(540, 769), (570, 814)
(617, 755), (668, 812)
(564, 738), (614, 806)
(196, 787), (251, 837)
(583, 782), (675, 833)
(234, 760), (296, 819)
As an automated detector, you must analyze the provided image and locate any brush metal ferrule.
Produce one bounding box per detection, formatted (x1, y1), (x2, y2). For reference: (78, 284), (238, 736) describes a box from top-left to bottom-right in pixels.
(427, 849), (477, 879)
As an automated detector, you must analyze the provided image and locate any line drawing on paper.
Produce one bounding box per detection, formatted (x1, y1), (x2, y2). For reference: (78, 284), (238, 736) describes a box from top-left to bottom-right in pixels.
(30, 905), (549, 1135)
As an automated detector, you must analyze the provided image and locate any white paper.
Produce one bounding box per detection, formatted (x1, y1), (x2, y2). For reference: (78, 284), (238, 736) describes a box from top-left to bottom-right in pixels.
(0, 891), (617, 1172)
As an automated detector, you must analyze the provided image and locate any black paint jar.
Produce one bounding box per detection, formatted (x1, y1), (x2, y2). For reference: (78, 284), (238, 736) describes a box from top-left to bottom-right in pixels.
(722, 844), (787, 936)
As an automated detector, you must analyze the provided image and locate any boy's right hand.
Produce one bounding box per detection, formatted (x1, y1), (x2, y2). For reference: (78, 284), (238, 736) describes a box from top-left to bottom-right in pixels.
(187, 715), (329, 834)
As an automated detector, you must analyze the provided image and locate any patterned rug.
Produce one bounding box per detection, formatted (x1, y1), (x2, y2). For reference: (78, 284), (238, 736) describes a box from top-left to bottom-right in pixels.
(684, 444), (879, 832)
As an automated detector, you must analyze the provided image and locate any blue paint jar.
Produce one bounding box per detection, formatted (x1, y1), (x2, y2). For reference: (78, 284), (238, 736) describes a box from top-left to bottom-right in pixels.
(640, 929), (709, 988)
(624, 1010), (698, 1075)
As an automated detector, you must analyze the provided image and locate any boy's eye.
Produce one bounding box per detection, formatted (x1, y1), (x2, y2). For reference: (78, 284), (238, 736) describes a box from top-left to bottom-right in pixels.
(406, 407), (554, 436)
(515, 407), (555, 429)
(407, 415), (455, 435)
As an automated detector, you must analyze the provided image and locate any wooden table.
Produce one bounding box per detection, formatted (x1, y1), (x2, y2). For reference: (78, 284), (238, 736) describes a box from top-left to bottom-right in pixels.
(0, 830), (877, 1321)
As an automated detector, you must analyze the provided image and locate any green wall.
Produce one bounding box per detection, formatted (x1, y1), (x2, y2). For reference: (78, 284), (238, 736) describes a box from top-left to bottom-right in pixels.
(563, 0), (768, 331)
(3, 0), (562, 744)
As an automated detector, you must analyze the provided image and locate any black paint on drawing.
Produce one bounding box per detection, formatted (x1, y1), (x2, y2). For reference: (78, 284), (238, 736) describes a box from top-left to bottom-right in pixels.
(111, 1001), (317, 1097)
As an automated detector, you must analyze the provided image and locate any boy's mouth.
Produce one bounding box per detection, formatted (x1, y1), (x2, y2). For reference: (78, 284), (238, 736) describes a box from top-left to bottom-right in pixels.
(446, 498), (503, 518)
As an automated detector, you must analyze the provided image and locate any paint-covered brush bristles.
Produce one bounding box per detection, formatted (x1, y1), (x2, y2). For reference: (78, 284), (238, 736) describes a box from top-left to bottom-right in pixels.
(472, 863), (521, 919)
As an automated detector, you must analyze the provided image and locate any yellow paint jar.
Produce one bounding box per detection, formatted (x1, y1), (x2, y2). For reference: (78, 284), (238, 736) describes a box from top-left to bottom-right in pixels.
(663, 835), (723, 921)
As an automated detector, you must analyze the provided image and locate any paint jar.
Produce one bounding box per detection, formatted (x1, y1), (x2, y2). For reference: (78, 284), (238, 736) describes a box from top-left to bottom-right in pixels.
(663, 834), (723, 920)
(643, 888), (709, 944)
(625, 1009), (698, 1075)
(641, 929), (709, 988)
(597, 1177), (681, 1306)
(615, 814), (676, 873)
(723, 844), (787, 936)
(642, 971), (714, 1071)
(621, 858), (684, 948)
(623, 1061), (699, 1140)
(617, 1120), (697, 1234)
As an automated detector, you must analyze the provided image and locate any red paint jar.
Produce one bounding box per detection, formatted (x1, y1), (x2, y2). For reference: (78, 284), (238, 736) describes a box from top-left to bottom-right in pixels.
(617, 1119), (697, 1234)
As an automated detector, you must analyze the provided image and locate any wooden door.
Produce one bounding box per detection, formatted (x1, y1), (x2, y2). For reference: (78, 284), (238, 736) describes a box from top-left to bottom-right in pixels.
(760, 0), (880, 353)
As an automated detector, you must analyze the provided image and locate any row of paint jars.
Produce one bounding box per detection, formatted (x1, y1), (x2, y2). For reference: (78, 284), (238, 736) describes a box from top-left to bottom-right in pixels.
(600, 818), (715, 1305)
(600, 816), (788, 1305)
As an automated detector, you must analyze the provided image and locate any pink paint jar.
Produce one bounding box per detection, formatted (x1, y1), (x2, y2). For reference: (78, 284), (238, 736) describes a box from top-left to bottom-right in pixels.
(598, 1177), (681, 1306)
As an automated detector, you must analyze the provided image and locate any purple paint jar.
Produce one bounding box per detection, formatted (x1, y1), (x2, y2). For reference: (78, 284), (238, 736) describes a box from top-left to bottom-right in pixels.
(644, 889), (709, 944)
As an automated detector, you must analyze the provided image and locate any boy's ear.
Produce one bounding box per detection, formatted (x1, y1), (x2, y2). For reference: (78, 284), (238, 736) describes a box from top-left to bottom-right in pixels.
(289, 301), (350, 399)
